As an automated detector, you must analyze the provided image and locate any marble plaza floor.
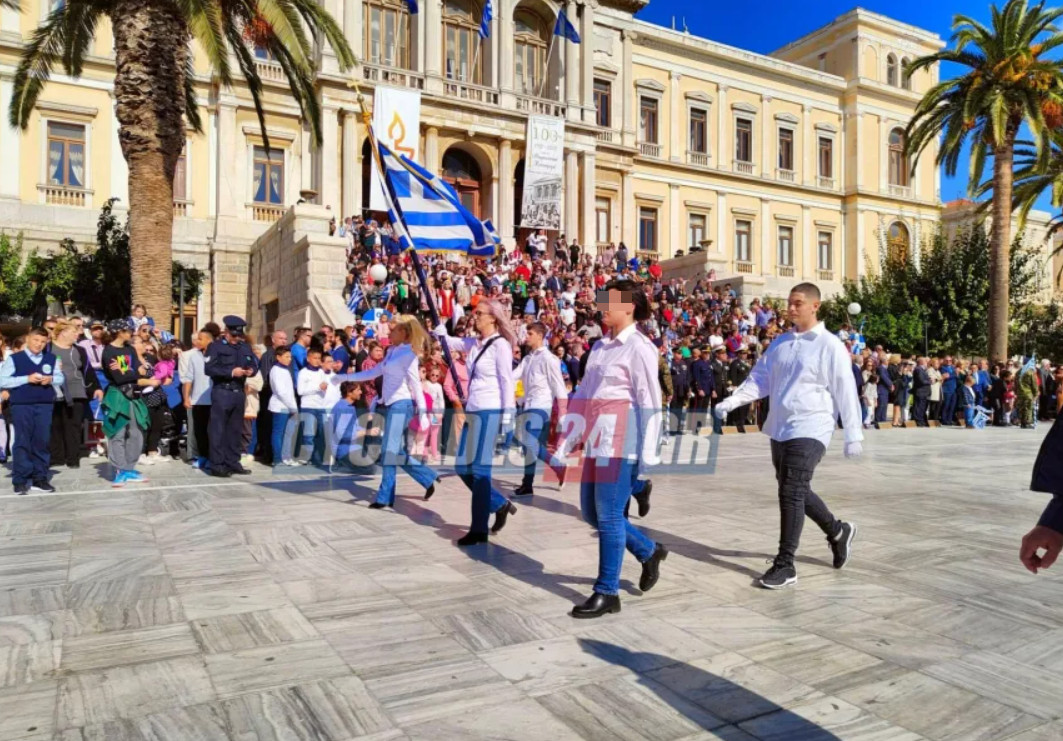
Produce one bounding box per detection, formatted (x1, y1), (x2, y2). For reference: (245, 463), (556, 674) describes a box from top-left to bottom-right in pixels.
(1, 426), (1062, 741)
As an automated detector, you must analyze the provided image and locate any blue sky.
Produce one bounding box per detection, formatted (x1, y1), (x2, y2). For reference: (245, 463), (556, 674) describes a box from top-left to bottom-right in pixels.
(634, 0), (1054, 212)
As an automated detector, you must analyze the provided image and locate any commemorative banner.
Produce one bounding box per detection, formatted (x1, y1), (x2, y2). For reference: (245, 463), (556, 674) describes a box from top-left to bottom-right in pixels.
(520, 115), (564, 230)
(369, 86), (422, 212)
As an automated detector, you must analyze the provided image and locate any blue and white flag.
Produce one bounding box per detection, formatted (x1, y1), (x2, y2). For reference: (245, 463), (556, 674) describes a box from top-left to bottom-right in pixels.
(347, 282), (364, 314)
(482, 219), (502, 247)
(553, 9), (580, 43)
(406, 0), (418, 13)
(380, 280), (395, 307)
(479, 0), (492, 39)
(373, 138), (494, 257)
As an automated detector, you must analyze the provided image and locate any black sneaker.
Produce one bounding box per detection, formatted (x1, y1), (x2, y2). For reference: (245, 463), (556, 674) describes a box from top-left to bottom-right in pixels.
(758, 560), (798, 590)
(30, 481), (56, 494)
(829, 521), (857, 569)
(14, 482), (30, 496)
(512, 483), (534, 497)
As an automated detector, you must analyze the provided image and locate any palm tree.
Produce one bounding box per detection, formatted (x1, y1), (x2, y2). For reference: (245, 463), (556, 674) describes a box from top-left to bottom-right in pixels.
(905, 0), (1063, 364)
(4, 0), (355, 323)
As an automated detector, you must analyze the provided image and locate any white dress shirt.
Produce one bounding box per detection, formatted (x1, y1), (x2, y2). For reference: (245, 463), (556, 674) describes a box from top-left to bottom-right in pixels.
(725, 322), (863, 448)
(435, 331), (515, 413)
(564, 323), (662, 462)
(516, 346), (567, 412)
(268, 364), (299, 413)
(348, 343), (427, 414)
(296, 366), (343, 410)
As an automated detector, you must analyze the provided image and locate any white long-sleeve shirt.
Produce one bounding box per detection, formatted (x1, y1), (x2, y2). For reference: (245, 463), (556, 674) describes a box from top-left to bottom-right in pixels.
(296, 366), (343, 411)
(725, 322), (863, 448)
(347, 343), (427, 414)
(564, 323), (662, 462)
(516, 346), (567, 412)
(268, 364), (299, 414)
(435, 330), (515, 413)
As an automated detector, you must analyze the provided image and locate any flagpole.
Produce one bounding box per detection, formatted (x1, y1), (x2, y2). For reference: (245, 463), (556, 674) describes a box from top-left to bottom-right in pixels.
(538, 32), (557, 99)
(347, 70), (466, 406)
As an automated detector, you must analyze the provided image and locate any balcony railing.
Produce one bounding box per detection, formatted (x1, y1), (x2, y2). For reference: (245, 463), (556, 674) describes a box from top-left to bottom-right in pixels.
(888, 184), (912, 199)
(639, 142), (662, 158)
(776, 168), (795, 183)
(444, 79), (499, 105)
(254, 59), (286, 84)
(817, 176), (835, 190)
(39, 184), (90, 207)
(735, 260), (754, 274)
(362, 63), (425, 90)
(777, 265), (795, 278)
(687, 151), (710, 167)
(596, 129), (615, 143)
(173, 200), (191, 218)
(252, 203), (285, 222)
(734, 161), (754, 175)
(817, 269), (835, 281)
(515, 95), (565, 118)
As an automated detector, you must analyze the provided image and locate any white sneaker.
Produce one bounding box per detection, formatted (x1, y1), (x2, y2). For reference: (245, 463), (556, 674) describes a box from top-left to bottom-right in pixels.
(139, 454), (156, 466)
(282, 459), (302, 467)
(88, 449), (100, 459)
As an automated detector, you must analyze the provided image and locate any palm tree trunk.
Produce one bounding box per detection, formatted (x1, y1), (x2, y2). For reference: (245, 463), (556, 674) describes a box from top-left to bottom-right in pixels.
(110, 0), (188, 326)
(989, 139), (1014, 365)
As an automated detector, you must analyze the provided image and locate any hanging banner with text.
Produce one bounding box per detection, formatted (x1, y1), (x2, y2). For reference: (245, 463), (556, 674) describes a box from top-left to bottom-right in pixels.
(369, 86), (422, 213)
(520, 115), (564, 230)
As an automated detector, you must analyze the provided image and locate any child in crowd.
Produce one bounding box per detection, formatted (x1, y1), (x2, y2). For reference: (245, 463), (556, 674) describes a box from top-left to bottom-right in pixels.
(863, 372), (879, 428)
(962, 374), (978, 428)
(424, 365), (445, 463)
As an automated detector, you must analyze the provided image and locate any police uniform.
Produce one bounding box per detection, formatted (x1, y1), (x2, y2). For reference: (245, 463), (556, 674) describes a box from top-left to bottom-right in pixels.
(204, 316), (259, 476)
(727, 352), (752, 431)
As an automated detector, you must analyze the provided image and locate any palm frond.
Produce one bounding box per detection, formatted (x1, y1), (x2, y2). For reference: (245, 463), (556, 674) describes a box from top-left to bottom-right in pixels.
(183, 49), (203, 133)
(175, 0), (232, 84)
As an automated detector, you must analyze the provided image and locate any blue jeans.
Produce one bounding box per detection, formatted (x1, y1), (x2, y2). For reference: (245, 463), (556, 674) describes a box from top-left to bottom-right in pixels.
(10, 404), (52, 487)
(941, 391), (957, 425)
(301, 409), (328, 466)
(456, 409), (510, 533)
(579, 457), (655, 595)
(516, 408), (558, 488)
(271, 411), (296, 464)
(376, 400), (437, 506)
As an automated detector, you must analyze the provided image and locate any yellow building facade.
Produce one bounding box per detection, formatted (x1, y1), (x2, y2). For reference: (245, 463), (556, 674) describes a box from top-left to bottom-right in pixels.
(0, 0), (943, 325)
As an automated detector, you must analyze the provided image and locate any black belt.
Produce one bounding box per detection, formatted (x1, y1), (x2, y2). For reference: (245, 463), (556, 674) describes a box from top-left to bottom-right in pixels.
(214, 381), (244, 391)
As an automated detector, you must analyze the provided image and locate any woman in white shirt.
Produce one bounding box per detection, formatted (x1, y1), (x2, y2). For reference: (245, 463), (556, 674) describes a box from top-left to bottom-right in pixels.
(433, 298), (517, 545)
(556, 279), (668, 619)
(348, 315), (438, 508)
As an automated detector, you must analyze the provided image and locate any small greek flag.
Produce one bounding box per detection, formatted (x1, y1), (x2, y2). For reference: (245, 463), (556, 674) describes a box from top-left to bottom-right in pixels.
(373, 138), (494, 257)
(479, 0), (492, 39)
(380, 281), (394, 307)
(406, 0), (418, 13)
(347, 282), (364, 314)
(553, 9), (580, 43)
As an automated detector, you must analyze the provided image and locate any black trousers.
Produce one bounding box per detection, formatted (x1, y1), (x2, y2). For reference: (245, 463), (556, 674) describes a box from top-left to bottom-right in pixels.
(255, 391), (273, 462)
(50, 401), (85, 467)
(770, 438), (838, 567)
(728, 404), (751, 432)
(209, 388), (244, 473)
(192, 404), (211, 460)
(912, 396), (930, 426)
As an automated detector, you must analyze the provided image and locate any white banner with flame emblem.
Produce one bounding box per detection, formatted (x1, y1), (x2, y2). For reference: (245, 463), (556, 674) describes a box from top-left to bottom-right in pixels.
(369, 86), (422, 213)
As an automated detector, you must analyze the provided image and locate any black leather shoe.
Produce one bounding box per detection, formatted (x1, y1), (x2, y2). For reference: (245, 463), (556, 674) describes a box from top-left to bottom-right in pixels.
(424, 482), (436, 500)
(570, 592), (621, 619)
(456, 531), (489, 546)
(232, 467), (253, 475)
(210, 469), (232, 478)
(512, 483), (534, 497)
(491, 502), (517, 533)
(633, 480), (653, 518)
(368, 502), (388, 510)
(639, 543), (668, 592)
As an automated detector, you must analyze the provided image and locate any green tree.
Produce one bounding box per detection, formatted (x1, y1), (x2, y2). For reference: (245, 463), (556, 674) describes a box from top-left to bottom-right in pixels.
(4, 0), (355, 324)
(0, 232), (35, 318)
(904, 0), (1063, 364)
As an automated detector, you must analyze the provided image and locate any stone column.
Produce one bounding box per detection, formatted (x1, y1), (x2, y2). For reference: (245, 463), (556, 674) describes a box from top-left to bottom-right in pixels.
(319, 105), (341, 211)
(802, 104), (813, 185)
(801, 205), (812, 277)
(581, 0), (596, 122)
(621, 30), (635, 148)
(716, 85), (729, 171)
(300, 121), (313, 204)
(760, 198), (771, 274)
(499, 138), (514, 241)
(499, 0), (514, 92)
(108, 95), (129, 208)
(761, 95), (772, 177)
(855, 209), (865, 279)
(424, 126), (439, 172)
(425, 0), (441, 77)
(669, 71), (682, 162)
(848, 111), (860, 192)
(622, 169), (635, 247)
(565, 149), (579, 240)
(341, 111), (361, 217)
(580, 151), (596, 248)
(669, 184), (680, 258)
(878, 114), (888, 193)
(217, 100), (239, 219)
(565, 0), (580, 121)
(0, 74), (20, 201)
(716, 191), (727, 256)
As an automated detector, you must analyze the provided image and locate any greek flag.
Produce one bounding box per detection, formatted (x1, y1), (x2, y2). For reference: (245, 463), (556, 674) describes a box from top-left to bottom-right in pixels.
(380, 280), (394, 306)
(553, 9), (580, 43)
(347, 282), (364, 314)
(479, 0), (492, 39)
(373, 138), (494, 257)
(406, 0), (418, 13)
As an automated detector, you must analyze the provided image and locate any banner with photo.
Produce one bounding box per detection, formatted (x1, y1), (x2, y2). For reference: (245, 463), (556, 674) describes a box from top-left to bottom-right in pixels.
(369, 86), (422, 212)
(520, 115), (564, 230)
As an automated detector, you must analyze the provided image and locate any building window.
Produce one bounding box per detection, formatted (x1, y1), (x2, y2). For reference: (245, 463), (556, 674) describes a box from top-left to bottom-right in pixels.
(735, 118), (753, 163)
(443, 0), (483, 84)
(595, 197), (610, 244)
(888, 221), (910, 262)
(735, 219), (751, 262)
(886, 54), (898, 86)
(252, 145), (284, 204)
(639, 97), (658, 143)
(364, 0), (411, 68)
(174, 147), (187, 202)
(778, 128), (794, 171)
(818, 231), (833, 270)
(818, 137), (833, 178)
(777, 225), (793, 267)
(638, 207), (657, 253)
(689, 108), (707, 153)
(253, 45), (274, 61)
(688, 213), (706, 248)
(901, 57), (912, 90)
(514, 9), (549, 95)
(594, 79), (611, 128)
(47, 121), (86, 188)
(889, 128), (909, 186)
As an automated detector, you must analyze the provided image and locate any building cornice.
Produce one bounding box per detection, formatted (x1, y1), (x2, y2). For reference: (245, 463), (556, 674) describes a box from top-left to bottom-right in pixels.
(771, 7), (944, 58)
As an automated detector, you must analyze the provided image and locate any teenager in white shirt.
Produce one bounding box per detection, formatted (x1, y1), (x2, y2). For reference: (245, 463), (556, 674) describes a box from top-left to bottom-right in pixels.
(555, 279), (668, 619)
(348, 315), (438, 508)
(715, 282), (862, 589)
(513, 321), (568, 496)
(267, 345), (301, 466)
(434, 298), (518, 545)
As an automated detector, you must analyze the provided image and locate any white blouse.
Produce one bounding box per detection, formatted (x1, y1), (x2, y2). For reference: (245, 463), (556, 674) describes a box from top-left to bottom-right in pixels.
(435, 330), (515, 413)
(348, 343), (427, 414)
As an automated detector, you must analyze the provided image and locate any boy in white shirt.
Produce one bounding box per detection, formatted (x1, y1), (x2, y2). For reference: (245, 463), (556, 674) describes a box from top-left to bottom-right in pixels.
(297, 349), (343, 466)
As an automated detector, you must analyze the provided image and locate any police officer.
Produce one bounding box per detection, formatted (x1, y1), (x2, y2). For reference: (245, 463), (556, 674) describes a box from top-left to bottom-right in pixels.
(728, 347), (753, 432)
(204, 316), (259, 476)
(710, 346), (730, 434)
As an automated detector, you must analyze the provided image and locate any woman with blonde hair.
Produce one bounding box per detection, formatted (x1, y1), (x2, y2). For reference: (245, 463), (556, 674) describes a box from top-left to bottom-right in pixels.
(346, 313), (438, 508)
(433, 297), (518, 545)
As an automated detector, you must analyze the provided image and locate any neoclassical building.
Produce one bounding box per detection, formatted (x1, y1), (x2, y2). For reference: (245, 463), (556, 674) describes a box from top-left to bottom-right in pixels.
(0, 0), (946, 329)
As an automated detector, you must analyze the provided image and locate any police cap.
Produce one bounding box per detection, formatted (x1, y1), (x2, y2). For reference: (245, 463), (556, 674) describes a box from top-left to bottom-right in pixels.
(223, 315), (247, 336)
